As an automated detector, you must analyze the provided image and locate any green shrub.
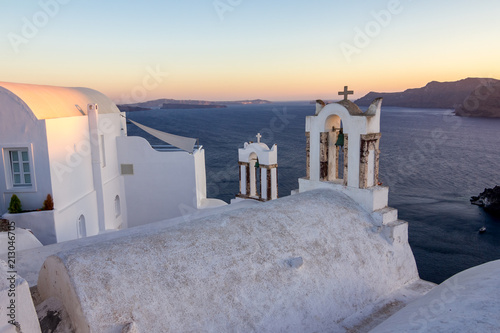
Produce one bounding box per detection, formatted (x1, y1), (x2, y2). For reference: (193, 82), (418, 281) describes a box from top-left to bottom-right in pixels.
(42, 194), (54, 211)
(8, 194), (22, 214)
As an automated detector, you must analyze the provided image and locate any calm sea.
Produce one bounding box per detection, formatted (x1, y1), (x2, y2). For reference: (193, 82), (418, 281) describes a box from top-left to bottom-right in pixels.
(127, 102), (500, 284)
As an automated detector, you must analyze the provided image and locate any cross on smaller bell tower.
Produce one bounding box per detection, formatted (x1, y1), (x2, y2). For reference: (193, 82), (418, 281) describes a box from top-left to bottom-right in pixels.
(338, 86), (354, 101)
(256, 133), (262, 143)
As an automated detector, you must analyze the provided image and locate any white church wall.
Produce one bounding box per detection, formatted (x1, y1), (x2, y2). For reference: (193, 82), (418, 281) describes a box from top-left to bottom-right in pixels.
(193, 148), (207, 207)
(45, 116), (101, 242)
(0, 88), (53, 214)
(102, 178), (127, 231)
(2, 210), (57, 245)
(45, 117), (95, 210)
(95, 113), (128, 231)
(96, 113), (124, 182)
(53, 191), (100, 243)
(116, 136), (200, 228)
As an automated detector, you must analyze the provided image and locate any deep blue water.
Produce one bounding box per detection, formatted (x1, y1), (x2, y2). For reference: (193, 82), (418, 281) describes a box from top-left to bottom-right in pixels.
(127, 102), (500, 284)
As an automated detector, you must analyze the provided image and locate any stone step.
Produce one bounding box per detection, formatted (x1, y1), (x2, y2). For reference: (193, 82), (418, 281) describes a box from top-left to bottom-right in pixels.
(372, 207), (398, 226)
(382, 219), (409, 245)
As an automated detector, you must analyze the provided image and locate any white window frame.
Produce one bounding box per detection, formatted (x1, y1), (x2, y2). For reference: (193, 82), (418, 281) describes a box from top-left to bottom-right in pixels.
(2, 145), (36, 192)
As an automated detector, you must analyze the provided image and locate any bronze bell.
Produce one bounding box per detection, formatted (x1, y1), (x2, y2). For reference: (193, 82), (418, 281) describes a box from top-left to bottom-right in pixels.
(335, 130), (344, 147)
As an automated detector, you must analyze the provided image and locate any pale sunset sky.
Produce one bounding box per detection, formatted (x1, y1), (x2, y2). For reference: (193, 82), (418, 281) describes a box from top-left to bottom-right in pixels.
(1, 0), (499, 102)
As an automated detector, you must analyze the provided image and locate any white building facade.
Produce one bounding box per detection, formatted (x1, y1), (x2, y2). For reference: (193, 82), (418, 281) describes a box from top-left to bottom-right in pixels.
(0, 82), (222, 244)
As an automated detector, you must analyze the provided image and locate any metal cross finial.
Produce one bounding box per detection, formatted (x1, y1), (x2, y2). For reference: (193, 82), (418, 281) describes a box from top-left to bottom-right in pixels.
(256, 133), (262, 143)
(338, 86), (354, 101)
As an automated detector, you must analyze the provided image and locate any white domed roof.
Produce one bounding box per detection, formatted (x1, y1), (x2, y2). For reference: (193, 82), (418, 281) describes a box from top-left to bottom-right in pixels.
(0, 81), (120, 120)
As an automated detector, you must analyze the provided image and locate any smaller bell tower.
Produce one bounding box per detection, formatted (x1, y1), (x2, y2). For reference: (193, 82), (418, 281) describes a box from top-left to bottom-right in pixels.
(235, 133), (278, 202)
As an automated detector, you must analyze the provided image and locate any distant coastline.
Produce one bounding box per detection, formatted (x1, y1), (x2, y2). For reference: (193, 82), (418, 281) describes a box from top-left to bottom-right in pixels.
(117, 98), (272, 112)
(161, 103), (226, 109)
(355, 77), (500, 118)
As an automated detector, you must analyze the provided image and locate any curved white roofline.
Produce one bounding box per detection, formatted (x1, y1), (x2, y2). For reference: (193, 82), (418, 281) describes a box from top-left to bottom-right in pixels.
(243, 142), (272, 151)
(239, 142), (278, 165)
(0, 81), (120, 120)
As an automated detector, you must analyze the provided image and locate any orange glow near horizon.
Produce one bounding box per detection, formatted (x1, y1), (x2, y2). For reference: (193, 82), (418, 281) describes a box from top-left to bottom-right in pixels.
(1, 1), (499, 103)
(3, 61), (498, 103)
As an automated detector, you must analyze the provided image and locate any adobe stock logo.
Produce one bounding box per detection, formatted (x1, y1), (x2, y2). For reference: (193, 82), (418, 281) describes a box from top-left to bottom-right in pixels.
(340, 0), (404, 63)
(8, 0), (71, 54)
(213, 0), (243, 21)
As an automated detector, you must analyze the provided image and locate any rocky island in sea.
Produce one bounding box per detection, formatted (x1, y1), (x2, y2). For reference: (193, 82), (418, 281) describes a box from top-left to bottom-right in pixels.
(471, 186), (500, 216)
(116, 105), (152, 112)
(118, 98), (271, 111)
(161, 103), (226, 109)
(355, 77), (500, 118)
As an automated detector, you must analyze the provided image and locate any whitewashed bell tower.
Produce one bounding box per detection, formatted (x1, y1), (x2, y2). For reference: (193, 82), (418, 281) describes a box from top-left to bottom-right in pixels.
(236, 133), (278, 201)
(305, 87), (383, 189)
(296, 87), (414, 248)
(298, 87), (397, 223)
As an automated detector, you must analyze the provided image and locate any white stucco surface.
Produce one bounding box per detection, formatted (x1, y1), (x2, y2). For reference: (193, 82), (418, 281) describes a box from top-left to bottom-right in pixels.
(299, 178), (389, 213)
(0, 228), (42, 258)
(117, 137), (212, 226)
(2, 211), (57, 245)
(0, 261), (40, 333)
(15, 199), (259, 287)
(370, 259), (500, 333)
(37, 189), (426, 332)
(0, 82), (120, 119)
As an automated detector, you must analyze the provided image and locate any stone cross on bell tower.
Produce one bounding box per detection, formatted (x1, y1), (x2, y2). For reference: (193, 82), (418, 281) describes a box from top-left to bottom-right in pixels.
(338, 86), (354, 101)
(256, 133), (262, 143)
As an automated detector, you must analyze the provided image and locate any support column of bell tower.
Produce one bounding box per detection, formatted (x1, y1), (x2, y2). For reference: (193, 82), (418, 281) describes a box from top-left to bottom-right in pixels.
(238, 161), (249, 196)
(359, 133), (381, 189)
(320, 132), (329, 181)
(343, 134), (349, 186)
(305, 132), (310, 179)
(328, 128), (340, 181)
(259, 164), (278, 201)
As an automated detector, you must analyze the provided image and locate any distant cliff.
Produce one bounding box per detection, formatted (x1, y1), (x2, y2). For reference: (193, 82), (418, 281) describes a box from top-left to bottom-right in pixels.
(355, 78), (500, 117)
(455, 81), (500, 118)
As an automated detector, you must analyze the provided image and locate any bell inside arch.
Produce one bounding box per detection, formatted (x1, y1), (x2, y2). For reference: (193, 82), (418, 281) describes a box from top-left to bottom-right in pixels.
(335, 129), (344, 147)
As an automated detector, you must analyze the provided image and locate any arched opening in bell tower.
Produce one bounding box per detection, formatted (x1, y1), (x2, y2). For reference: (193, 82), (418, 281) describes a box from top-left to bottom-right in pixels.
(248, 152), (260, 198)
(323, 114), (347, 183)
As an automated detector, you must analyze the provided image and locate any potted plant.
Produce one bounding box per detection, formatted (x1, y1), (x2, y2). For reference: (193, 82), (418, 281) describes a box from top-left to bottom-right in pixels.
(8, 194), (22, 214)
(42, 194), (54, 211)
